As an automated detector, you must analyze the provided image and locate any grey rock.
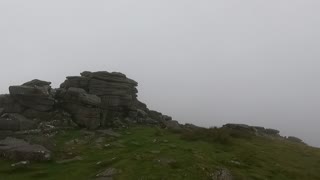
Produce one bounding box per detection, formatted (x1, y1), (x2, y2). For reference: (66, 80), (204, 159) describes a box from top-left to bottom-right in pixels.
(22, 79), (51, 87)
(64, 87), (101, 106)
(96, 168), (121, 177)
(95, 177), (113, 180)
(0, 95), (24, 113)
(163, 120), (182, 131)
(60, 76), (90, 90)
(287, 136), (304, 144)
(162, 115), (172, 121)
(146, 117), (158, 124)
(64, 103), (101, 129)
(223, 124), (252, 130)
(9, 85), (54, 112)
(0, 108), (4, 116)
(137, 109), (147, 118)
(83, 71), (137, 85)
(9, 85), (50, 97)
(184, 123), (202, 130)
(11, 160), (30, 167)
(56, 156), (83, 164)
(0, 113), (35, 131)
(148, 110), (163, 121)
(252, 126), (265, 131)
(265, 128), (280, 135)
(211, 168), (233, 180)
(0, 137), (51, 161)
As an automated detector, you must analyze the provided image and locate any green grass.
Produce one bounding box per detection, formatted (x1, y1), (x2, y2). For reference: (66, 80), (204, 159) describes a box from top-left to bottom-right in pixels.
(0, 126), (319, 180)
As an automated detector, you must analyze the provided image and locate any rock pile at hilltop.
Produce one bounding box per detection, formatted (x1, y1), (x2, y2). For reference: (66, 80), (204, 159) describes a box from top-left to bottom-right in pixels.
(0, 71), (174, 131)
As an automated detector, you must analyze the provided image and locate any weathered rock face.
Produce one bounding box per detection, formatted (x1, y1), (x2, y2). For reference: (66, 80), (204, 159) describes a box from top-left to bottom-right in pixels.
(9, 79), (55, 112)
(0, 95), (24, 113)
(60, 71), (137, 111)
(56, 87), (102, 129)
(0, 113), (35, 131)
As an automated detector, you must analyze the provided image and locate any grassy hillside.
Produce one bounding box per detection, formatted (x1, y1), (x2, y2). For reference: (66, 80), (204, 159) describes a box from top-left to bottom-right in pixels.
(0, 126), (319, 180)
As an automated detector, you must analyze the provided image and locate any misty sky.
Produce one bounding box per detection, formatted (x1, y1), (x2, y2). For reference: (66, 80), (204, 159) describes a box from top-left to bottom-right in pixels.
(0, 1), (319, 147)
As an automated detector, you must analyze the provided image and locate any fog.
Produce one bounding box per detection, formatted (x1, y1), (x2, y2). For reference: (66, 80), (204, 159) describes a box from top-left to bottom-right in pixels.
(0, 1), (319, 147)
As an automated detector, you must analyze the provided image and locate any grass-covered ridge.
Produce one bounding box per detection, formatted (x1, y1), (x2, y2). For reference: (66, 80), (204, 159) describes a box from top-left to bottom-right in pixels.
(0, 126), (319, 180)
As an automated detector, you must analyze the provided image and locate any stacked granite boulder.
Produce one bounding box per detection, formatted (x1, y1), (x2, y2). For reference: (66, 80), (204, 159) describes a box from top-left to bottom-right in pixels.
(0, 79), (56, 131)
(0, 71), (174, 130)
(58, 71), (139, 128)
(57, 71), (175, 129)
(60, 71), (138, 112)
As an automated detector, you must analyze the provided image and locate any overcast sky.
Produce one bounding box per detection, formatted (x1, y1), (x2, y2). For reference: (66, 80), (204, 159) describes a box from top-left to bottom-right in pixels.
(0, 1), (319, 147)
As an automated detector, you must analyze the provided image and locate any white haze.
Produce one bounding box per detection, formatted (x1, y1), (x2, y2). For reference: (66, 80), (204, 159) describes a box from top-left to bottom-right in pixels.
(0, 1), (319, 147)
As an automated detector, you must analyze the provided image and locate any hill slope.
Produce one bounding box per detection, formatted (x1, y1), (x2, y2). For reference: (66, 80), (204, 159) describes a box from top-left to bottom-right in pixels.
(0, 126), (319, 180)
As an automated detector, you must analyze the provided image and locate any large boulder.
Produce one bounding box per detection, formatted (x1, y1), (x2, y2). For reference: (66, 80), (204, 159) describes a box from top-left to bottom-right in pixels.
(56, 88), (101, 129)
(0, 137), (51, 161)
(61, 87), (101, 106)
(63, 103), (101, 129)
(162, 120), (182, 131)
(9, 85), (55, 112)
(60, 76), (90, 91)
(61, 71), (138, 110)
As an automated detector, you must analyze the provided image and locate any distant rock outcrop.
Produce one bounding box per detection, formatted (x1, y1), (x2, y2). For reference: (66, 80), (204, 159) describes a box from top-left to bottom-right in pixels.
(223, 123), (281, 137)
(286, 136), (305, 144)
(0, 71), (174, 130)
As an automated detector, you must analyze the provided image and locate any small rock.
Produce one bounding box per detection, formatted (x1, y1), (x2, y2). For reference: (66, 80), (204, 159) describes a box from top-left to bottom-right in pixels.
(230, 160), (241, 166)
(104, 144), (111, 148)
(210, 168), (233, 180)
(11, 160), (30, 167)
(96, 168), (121, 177)
(56, 156), (83, 164)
